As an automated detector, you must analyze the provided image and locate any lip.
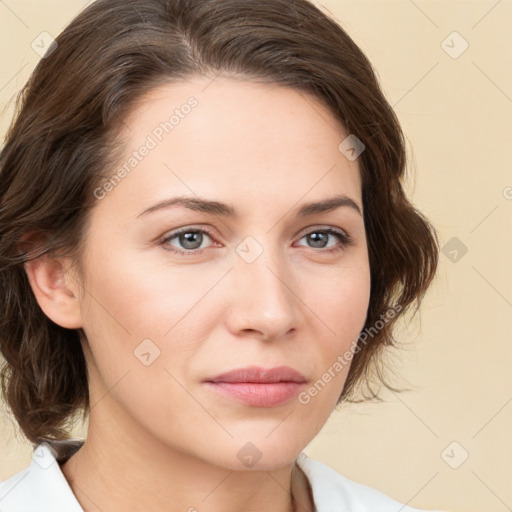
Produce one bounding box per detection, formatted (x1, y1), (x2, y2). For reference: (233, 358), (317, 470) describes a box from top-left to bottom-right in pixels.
(206, 365), (307, 384)
(203, 366), (307, 407)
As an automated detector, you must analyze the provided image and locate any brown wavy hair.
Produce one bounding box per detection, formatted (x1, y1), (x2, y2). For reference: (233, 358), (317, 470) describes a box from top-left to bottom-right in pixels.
(0, 0), (439, 445)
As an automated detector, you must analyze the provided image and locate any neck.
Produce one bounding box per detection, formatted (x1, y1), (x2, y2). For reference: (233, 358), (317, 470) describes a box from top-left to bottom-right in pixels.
(60, 406), (313, 512)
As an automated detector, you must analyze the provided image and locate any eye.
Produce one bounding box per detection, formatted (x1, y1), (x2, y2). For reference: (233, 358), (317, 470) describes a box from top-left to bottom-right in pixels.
(160, 226), (354, 257)
(295, 227), (353, 253)
(161, 227), (216, 255)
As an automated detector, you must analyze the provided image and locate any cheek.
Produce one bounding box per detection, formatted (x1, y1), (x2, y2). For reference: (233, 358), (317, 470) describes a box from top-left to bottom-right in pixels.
(302, 260), (371, 393)
(77, 254), (197, 423)
(82, 244), (212, 335)
(78, 245), (225, 384)
(307, 259), (371, 339)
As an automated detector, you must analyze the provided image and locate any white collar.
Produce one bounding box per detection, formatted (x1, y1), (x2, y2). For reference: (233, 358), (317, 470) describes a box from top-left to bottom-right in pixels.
(0, 441), (84, 512)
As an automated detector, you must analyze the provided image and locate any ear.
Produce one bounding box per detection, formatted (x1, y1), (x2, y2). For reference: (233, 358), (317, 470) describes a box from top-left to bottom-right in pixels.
(24, 255), (84, 329)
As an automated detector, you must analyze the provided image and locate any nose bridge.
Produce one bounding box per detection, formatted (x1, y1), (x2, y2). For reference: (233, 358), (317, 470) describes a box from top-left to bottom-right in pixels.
(229, 234), (299, 339)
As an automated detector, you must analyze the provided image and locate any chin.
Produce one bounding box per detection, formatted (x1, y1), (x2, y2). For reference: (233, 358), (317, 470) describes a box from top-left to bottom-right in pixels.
(204, 437), (306, 472)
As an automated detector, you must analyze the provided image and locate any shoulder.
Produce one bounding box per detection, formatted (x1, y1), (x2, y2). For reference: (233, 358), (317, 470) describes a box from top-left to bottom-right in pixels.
(0, 442), (83, 512)
(296, 453), (445, 512)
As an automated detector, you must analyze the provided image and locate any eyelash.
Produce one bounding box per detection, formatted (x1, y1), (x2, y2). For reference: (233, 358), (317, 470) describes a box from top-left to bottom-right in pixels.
(160, 226), (354, 257)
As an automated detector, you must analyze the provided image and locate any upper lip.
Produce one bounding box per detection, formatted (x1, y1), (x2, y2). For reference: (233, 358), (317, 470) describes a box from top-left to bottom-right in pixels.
(205, 366), (307, 384)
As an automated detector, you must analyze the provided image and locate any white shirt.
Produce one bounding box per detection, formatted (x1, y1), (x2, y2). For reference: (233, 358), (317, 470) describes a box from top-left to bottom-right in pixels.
(0, 440), (445, 512)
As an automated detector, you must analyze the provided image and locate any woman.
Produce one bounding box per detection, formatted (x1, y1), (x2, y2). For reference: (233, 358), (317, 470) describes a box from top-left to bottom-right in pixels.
(0, 0), (442, 510)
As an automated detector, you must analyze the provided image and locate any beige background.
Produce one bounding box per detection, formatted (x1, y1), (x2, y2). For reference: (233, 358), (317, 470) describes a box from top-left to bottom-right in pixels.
(1, 1), (511, 511)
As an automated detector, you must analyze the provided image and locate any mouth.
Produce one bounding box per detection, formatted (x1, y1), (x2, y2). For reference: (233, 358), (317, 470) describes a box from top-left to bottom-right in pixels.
(203, 366), (307, 407)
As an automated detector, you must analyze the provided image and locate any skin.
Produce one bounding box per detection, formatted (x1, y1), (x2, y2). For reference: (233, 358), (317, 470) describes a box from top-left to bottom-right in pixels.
(25, 76), (371, 512)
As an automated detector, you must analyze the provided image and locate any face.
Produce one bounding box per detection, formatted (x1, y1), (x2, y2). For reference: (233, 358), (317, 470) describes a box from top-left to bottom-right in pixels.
(73, 76), (371, 471)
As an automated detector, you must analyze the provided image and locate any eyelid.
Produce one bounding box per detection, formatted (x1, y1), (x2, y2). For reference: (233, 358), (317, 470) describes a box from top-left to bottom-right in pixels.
(294, 226), (354, 250)
(160, 225), (217, 248)
(296, 224), (350, 240)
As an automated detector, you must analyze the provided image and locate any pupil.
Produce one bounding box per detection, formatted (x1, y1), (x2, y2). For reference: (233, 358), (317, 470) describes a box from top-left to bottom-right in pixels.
(309, 232), (327, 248)
(181, 232), (202, 249)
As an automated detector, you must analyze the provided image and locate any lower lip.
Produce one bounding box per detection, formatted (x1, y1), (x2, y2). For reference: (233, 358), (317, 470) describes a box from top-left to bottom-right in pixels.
(204, 382), (305, 407)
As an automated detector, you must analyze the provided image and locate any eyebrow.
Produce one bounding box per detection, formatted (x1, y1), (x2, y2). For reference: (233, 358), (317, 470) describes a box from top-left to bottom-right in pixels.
(136, 193), (362, 218)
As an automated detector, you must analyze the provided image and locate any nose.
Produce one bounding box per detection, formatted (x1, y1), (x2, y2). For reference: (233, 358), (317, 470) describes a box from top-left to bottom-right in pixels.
(224, 244), (300, 342)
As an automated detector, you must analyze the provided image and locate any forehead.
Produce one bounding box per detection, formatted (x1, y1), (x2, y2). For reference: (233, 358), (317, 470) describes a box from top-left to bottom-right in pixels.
(97, 76), (362, 219)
